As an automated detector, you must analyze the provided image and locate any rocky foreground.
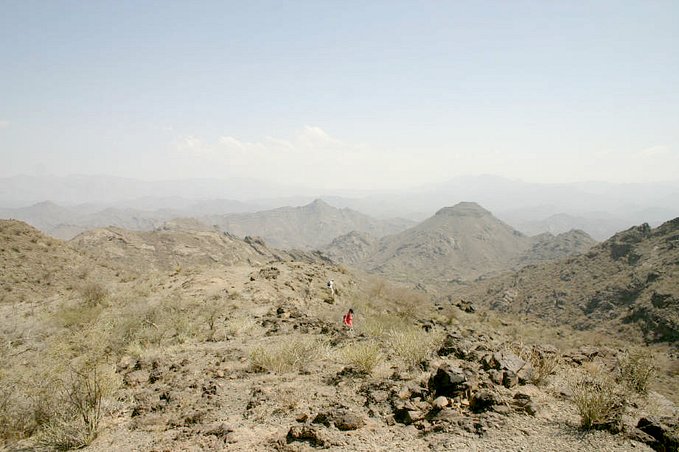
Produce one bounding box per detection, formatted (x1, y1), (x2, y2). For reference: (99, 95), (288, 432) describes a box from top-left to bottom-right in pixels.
(0, 220), (677, 451)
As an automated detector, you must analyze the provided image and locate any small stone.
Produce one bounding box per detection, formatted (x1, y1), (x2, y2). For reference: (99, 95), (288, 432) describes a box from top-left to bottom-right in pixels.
(286, 425), (327, 446)
(433, 396), (449, 409)
(334, 412), (365, 431)
(502, 370), (518, 388)
(394, 408), (423, 425)
(524, 402), (538, 416)
(493, 405), (511, 415)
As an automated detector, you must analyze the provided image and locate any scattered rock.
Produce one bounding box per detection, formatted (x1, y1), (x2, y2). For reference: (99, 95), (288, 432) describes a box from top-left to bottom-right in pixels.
(469, 390), (502, 413)
(394, 408), (424, 425)
(286, 425), (327, 447)
(204, 423), (234, 440)
(428, 364), (467, 397)
(312, 410), (365, 431)
(432, 396), (449, 409)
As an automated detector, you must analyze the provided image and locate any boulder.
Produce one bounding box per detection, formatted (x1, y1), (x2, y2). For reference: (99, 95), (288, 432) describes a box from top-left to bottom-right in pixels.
(470, 390), (502, 413)
(394, 408), (424, 425)
(636, 417), (679, 451)
(429, 364), (467, 397)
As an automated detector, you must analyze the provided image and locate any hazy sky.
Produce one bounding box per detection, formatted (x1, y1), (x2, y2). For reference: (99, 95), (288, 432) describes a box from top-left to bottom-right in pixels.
(1, 1), (678, 190)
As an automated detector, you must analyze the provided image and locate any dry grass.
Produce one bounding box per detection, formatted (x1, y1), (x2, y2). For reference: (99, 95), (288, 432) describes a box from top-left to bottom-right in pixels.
(250, 336), (328, 373)
(387, 327), (444, 370)
(616, 348), (655, 394)
(35, 363), (119, 450)
(569, 364), (625, 432)
(509, 342), (560, 386)
(339, 341), (383, 375)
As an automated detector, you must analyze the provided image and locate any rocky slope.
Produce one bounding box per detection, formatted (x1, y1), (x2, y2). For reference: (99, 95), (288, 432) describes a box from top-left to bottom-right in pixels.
(0, 221), (676, 451)
(69, 221), (328, 273)
(0, 219), (114, 304)
(457, 218), (679, 343)
(206, 199), (414, 250)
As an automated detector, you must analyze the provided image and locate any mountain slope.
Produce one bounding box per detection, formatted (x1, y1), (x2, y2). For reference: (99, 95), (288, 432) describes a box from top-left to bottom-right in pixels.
(69, 221), (328, 272)
(363, 202), (531, 283)
(205, 199), (414, 250)
(0, 220), (113, 303)
(459, 218), (679, 343)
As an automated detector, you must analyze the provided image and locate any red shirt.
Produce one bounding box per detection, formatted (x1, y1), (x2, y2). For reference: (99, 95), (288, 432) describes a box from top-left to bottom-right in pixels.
(343, 312), (353, 328)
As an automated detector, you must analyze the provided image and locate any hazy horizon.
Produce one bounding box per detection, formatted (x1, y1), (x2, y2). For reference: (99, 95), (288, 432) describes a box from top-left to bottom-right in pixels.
(2, 1), (678, 191)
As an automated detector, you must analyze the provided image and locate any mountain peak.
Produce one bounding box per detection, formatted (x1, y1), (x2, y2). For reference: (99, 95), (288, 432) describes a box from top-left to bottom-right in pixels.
(435, 202), (491, 217)
(305, 199), (332, 211)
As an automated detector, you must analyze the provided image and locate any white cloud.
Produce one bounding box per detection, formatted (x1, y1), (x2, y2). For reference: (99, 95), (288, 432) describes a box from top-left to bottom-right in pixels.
(0, 120), (9, 129)
(176, 126), (422, 190)
(639, 145), (671, 157)
(174, 127), (679, 189)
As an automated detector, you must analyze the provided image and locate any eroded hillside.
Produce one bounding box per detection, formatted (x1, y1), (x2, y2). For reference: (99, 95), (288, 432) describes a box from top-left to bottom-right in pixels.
(457, 218), (679, 344)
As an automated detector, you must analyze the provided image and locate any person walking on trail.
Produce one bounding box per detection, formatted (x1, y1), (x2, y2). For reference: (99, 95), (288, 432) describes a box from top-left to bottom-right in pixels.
(342, 308), (354, 329)
(327, 279), (335, 297)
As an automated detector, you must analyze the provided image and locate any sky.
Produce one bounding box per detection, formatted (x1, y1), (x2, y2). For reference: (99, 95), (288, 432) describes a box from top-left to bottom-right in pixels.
(1, 1), (678, 190)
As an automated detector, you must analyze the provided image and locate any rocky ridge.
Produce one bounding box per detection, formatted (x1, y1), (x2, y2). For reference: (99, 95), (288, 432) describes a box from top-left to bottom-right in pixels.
(457, 218), (679, 344)
(206, 199), (414, 250)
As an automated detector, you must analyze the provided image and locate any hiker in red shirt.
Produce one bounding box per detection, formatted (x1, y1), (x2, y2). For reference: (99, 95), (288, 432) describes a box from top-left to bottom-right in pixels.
(342, 308), (354, 329)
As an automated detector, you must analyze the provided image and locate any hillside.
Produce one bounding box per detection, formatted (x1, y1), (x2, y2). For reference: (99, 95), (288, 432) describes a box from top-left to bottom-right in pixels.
(205, 199), (414, 250)
(2, 221), (678, 450)
(322, 230), (379, 266)
(457, 218), (679, 343)
(0, 220), (113, 304)
(69, 221), (327, 273)
(0, 201), (170, 240)
(326, 202), (596, 287)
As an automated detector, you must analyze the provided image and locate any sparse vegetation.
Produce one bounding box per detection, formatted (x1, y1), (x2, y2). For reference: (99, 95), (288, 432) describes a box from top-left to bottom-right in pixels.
(387, 327), (443, 370)
(510, 342), (560, 386)
(250, 336), (327, 373)
(616, 348), (655, 394)
(570, 365), (625, 432)
(35, 363), (119, 450)
(339, 341), (383, 375)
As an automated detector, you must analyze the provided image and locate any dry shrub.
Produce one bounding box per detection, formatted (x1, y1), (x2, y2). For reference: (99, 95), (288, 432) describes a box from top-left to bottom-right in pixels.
(54, 301), (105, 330)
(79, 281), (108, 305)
(616, 349), (655, 394)
(359, 314), (410, 339)
(339, 341), (383, 375)
(250, 336), (327, 373)
(387, 327), (444, 370)
(509, 342), (560, 386)
(36, 363), (119, 450)
(224, 314), (257, 338)
(570, 364), (625, 432)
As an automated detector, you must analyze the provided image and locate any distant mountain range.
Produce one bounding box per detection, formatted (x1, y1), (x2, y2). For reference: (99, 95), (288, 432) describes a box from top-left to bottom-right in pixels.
(323, 202), (597, 285)
(2, 174), (677, 241)
(204, 199), (414, 250)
